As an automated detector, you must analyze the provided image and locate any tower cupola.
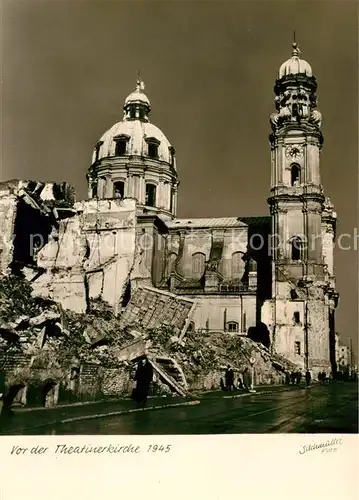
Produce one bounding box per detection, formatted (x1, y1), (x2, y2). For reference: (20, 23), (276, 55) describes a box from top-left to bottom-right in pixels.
(279, 42), (312, 78)
(123, 78), (151, 122)
(270, 40), (322, 131)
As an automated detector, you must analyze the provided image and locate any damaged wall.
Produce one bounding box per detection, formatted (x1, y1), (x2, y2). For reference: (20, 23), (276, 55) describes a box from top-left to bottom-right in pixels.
(79, 198), (137, 311)
(261, 281), (332, 377)
(0, 195), (17, 274)
(0, 180), (76, 276)
(32, 216), (89, 312)
(31, 198), (138, 313)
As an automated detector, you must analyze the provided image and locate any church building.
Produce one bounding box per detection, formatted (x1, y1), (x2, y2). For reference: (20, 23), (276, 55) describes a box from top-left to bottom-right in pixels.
(0, 42), (339, 378)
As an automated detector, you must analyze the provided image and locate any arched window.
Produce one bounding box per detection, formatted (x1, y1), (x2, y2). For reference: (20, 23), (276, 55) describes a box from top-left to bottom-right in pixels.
(94, 141), (103, 162)
(169, 146), (175, 167)
(146, 137), (160, 159)
(115, 140), (127, 156)
(113, 181), (124, 198)
(148, 143), (158, 158)
(94, 145), (101, 162)
(114, 135), (129, 156)
(227, 321), (239, 333)
(291, 163), (301, 186)
(167, 252), (177, 275)
(291, 236), (302, 261)
(231, 251), (244, 279)
(145, 183), (156, 207)
(192, 252), (205, 278)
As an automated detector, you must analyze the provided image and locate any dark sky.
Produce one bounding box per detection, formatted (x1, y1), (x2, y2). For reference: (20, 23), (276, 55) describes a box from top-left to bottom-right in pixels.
(1, 0), (358, 352)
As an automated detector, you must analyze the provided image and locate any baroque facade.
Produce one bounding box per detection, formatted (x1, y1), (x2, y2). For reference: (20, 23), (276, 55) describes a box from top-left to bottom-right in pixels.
(0, 42), (338, 377)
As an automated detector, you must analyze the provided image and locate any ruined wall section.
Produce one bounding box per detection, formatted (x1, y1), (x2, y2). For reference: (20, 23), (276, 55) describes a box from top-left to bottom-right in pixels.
(79, 198), (137, 311)
(0, 195), (17, 274)
(261, 281), (332, 378)
(306, 284), (331, 374)
(32, 198), (138, 313)
(32, 216), (89, 312)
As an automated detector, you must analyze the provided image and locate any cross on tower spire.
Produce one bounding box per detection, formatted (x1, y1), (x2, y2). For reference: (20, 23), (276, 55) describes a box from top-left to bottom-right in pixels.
(136, 70), (145, 92)
(292, 30), (300, 57)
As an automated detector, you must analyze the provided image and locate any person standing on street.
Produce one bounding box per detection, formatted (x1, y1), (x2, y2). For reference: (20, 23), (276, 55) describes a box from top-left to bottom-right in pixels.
(133, 357), (154, 406)
(237, 372), (244, 390)
(305, 370), (311, 387)
(225, 365), (235, 391)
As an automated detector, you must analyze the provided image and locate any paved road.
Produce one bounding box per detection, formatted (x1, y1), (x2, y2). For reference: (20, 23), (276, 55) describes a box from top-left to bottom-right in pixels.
(26, 382), (358, 435)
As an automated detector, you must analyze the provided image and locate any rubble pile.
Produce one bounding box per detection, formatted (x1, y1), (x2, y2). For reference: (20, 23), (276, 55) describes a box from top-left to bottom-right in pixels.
(0, 275), (299, 403)
(133, 326), (298, 391)
(0, 276), (133, 390)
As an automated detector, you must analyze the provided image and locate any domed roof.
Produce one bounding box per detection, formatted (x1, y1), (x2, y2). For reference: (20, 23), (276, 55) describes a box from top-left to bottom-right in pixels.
(93, 119), (174, 165)
(279, 42), (312, 79)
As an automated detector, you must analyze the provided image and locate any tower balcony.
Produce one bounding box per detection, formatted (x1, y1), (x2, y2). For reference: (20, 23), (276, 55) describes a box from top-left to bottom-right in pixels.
(269, 184), (323, 198)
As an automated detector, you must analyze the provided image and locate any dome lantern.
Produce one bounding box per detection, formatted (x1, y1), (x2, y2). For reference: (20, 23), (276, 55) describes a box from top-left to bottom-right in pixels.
(279, 41), (313, 79)
(123, 75), (151, 122)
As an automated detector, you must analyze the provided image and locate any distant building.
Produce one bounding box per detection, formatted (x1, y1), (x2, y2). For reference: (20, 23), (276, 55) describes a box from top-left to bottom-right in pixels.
(0, 41), (339, 378)
(335, 334), (351, 370)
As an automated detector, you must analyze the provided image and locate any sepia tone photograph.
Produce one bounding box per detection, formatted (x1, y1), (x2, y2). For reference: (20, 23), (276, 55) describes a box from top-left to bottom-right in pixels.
(0, 0), (358, 437)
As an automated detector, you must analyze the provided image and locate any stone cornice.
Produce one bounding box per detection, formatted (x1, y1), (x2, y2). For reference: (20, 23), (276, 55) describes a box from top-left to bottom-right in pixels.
(90, 155), (177, 178)
(273, 123), (322, 140)
(274, 74), (317, 94)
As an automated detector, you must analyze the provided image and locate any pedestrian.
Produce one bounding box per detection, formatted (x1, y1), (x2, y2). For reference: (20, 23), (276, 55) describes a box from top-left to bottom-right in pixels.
(242, 368), (250, 391)
(237, 373), (244, 390)
(133, 357), (154, 405)
(285, 372), (290, 385)
(220, 377), (226, 391)
(291, 371), (296, 385)
(225, 365), (235, 391)
(305, 370), (311, 386)
(297, 371), (302, 385)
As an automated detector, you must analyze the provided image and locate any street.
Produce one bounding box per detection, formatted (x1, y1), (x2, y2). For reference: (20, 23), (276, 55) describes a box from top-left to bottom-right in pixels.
(22, 382), (358, 435)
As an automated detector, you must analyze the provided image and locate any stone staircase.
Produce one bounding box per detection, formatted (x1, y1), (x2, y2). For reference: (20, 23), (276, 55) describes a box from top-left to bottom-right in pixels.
(114, 338), (189, 397)
(151, 357), (190, 397)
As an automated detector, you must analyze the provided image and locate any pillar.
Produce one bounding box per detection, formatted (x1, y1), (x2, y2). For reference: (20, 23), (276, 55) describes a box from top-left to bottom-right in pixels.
(104, 176), (113, 199)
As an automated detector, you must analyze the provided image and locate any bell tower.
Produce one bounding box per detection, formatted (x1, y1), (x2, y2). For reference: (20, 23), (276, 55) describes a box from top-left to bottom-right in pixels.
(269, 40), (325, 281)
(264, 40), (338, 378)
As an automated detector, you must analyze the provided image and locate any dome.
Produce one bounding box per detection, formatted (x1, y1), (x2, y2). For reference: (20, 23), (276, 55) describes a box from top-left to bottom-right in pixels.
(279, 42), (312, 79)
(93, 119), (174, 165)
